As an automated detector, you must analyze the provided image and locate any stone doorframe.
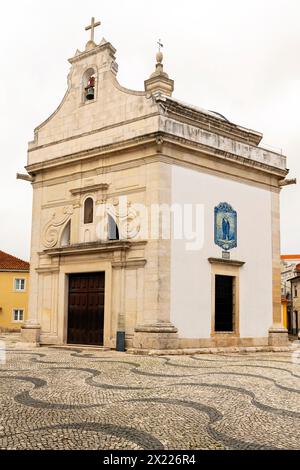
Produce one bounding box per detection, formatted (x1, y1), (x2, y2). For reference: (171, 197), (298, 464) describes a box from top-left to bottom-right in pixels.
(208, 257), (245, 348)
(59, 261), (112, 347)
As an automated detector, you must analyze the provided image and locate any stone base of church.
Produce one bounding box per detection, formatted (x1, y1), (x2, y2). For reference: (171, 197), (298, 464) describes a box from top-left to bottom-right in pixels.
(17, 324), (290, 352)
(268, 327), (289, 347)
(20, 323), (41, 346)
(178, 336), (270, 349)
(132, 323), (179, 350)
(129, 332), (291, 354)
(127, 345), (291, 356)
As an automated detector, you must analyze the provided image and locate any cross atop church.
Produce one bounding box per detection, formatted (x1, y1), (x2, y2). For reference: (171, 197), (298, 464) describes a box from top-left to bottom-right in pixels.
(157, 39), (163, 52)
(85, 17), (101, 43)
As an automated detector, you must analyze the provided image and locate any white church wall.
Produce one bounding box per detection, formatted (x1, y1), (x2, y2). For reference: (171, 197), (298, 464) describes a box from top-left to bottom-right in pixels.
(170, 165), (273, 340)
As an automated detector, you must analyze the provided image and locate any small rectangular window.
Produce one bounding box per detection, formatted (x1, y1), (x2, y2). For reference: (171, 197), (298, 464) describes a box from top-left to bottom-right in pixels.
(15, 279), (26, 291)
(13, 309), (24, 322)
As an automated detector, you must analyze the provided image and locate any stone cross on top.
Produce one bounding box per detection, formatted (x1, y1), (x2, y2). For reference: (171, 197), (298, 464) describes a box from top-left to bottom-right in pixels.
(85, 17), (101, 43)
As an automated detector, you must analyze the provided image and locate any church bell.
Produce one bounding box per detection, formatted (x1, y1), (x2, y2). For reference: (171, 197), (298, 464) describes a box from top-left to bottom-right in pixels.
(85, 86), (95, 101)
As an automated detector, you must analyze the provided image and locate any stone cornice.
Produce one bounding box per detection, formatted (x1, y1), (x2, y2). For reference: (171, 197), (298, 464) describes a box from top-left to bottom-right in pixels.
(156, 96), (263, 146)
(159, 117), (286, 172)
(26, 131), (287, 180)
(35, 267), (60, 274)
(41, 186), (146, 209)
(162, 136), (288, 178)
(28, 112), (159, 153)
(70, 183), (109, 196)
(43, 240), (147, 257)
(28, 110), (286, 175)
(112, 259), (147, 269)
(68, 41), (116, 65)
(208, 257), (245, 267)
(26, 134), (158, 173)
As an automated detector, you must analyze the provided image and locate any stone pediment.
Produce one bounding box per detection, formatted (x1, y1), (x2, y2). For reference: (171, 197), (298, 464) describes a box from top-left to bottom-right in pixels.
(28, 39), (153, 165)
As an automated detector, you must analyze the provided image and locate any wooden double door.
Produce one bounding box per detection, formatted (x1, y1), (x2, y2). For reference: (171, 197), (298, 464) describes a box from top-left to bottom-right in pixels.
(67, 273), (105, 346)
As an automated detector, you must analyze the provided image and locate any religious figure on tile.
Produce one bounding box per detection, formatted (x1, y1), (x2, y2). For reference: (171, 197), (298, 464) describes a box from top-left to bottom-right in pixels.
(222, 216), (230, 241)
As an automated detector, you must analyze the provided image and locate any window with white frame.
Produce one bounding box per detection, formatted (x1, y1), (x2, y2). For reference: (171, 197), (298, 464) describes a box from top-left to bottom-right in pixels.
(13, 309), (24, 322)
(15, 278), (26, 291)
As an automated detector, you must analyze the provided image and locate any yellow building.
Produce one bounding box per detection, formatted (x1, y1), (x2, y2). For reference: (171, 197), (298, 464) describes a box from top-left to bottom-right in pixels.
(281, 297), (288, 330)
(0, 251), (30, 331)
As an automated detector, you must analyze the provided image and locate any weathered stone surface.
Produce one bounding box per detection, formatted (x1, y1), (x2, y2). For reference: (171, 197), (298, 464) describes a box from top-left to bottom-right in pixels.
(268, 328), (289, 347)
(20, 326), (41, 345)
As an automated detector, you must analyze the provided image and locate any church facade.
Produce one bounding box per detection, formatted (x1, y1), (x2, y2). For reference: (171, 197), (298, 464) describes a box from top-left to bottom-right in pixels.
(20, 21), (289, 351)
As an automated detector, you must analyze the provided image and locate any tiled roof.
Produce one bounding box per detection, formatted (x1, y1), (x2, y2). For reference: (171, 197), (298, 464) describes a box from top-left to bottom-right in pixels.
(281, 254), (300, 260)
(0, 251), (29, 271)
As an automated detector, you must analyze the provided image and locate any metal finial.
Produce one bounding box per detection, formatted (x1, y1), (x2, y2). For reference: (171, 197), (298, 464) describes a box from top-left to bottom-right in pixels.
(157, 39), (163, 52)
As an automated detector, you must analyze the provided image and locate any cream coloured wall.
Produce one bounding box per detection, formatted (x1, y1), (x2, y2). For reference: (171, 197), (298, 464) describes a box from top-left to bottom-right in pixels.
(28, 158), (162, 346)
(170, 165), (273, 340)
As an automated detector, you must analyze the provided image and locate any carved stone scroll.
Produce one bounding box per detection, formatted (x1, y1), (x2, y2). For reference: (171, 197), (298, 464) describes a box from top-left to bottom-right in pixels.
(43, 206), (74, 248)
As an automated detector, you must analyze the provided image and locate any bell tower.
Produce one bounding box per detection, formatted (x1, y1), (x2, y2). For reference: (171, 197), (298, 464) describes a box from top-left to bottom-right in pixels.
(67, 17), (118, 108)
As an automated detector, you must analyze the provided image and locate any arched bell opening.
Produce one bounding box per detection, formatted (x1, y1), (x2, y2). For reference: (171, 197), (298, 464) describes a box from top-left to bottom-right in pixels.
(83, 68), (97, 102)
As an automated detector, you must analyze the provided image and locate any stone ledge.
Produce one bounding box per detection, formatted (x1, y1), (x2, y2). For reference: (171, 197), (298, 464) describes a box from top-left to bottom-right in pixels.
(112, 259), (147, 269)
(134, 323), (178, 334)
(70, 183), (109, 195)
(132, 324), (179, 350)
(49, 345), (111, 352)
(43, 240), (147, 257)
(10, 342), (41, 350)
(208, 257), (245, 267)
(127, 346), (291, 356)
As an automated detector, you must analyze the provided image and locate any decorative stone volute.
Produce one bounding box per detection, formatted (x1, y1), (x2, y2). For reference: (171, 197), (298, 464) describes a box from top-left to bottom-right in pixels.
(144, 49), (174, 97)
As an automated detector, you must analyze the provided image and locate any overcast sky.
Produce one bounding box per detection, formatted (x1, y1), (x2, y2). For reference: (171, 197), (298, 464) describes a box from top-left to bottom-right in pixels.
(0, 0), (299, 261)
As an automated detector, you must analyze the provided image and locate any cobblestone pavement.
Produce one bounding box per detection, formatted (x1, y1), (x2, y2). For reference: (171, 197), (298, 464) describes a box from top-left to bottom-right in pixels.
(0, 334), (300, 450)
